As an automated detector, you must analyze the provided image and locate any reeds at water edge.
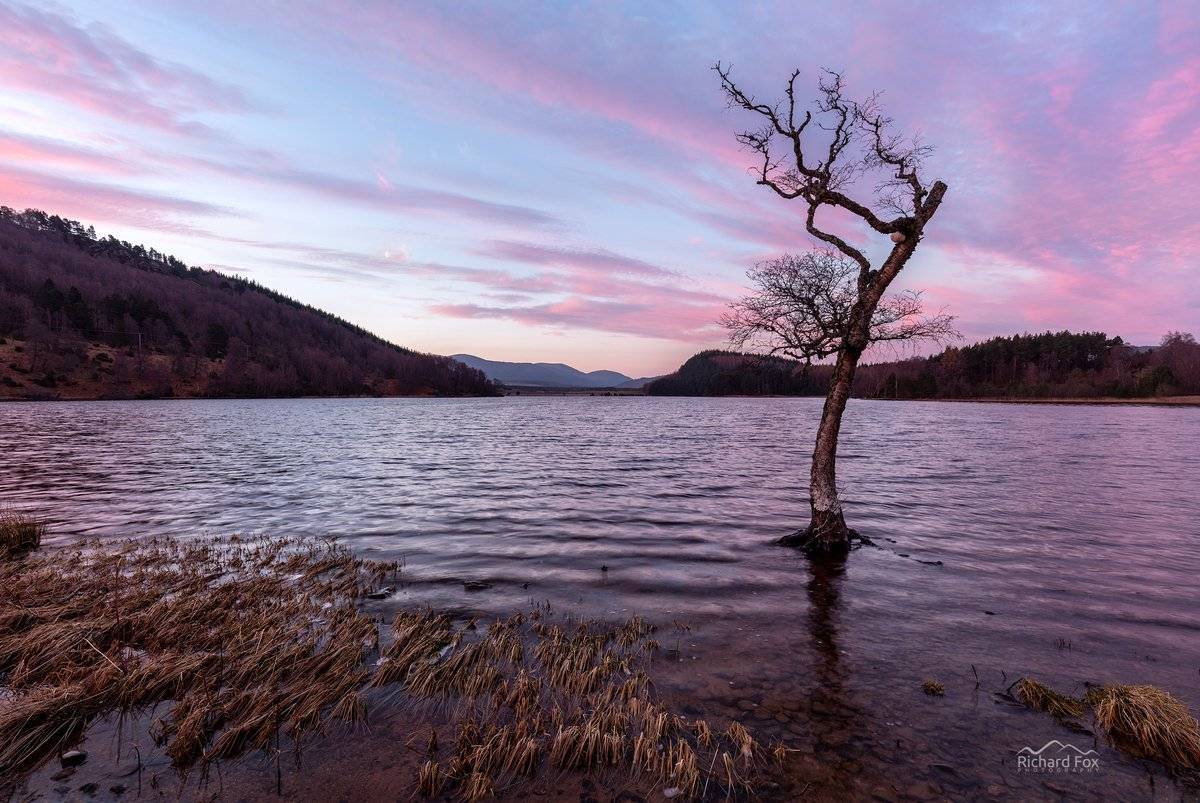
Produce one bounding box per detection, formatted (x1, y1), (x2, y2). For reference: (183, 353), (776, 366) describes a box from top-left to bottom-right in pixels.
(1015, 676), (1200, 772)
(0, 509), (44, 558)
(0, 533), (785, 800)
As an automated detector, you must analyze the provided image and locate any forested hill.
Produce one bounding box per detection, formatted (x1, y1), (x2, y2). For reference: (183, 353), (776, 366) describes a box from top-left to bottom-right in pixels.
(647, 331), (1200, 399)
(0, 207), (497, 399)
(644, 351), (824, 396)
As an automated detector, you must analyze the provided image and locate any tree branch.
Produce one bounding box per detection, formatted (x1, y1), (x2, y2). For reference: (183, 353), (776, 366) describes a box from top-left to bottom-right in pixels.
(805, 202), (869, 274)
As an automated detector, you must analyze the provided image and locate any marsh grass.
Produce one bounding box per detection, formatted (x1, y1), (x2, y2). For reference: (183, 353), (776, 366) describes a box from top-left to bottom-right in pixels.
(1, 536), (787, 800)
(1015, 677), (1200, 774)
(0, 510), (45, 558)
(0, 535), (394, 778)
(405, 606), (779, 799)
(1014, 677), (1084, 719)
(1086, 684), (1200, 771)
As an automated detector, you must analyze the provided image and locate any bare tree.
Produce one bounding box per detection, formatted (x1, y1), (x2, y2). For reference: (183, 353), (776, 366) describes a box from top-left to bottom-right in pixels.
(715, 64), (951, 554)
(724, 251), (955, 362)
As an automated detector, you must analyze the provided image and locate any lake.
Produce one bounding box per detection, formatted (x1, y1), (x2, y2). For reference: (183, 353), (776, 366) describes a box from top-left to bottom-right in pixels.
(2, 397), (1199, 800)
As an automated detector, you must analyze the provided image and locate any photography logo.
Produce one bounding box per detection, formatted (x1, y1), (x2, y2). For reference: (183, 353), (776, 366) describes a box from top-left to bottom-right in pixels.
(1016, 740), (1100, 774)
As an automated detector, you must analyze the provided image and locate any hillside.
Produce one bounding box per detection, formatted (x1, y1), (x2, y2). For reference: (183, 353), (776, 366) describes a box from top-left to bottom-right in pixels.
(0, 207), (497, 400)
(453, 354), (642, 388)
(647, 332), (1200, 399)
(616, 375), (659, 389)
(645, 350), (823, 396)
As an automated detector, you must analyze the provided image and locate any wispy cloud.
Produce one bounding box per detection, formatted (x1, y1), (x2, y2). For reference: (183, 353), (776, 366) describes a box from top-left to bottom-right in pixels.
(475, 240), (673, 278)
(0, 130), (136, 175)
(0, 162), (228, 229)
(0, 2), (255, 139)
(432, 295), (724, 342)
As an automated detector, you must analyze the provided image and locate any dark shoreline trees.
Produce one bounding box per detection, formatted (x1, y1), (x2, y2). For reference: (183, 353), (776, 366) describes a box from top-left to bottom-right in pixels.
(715, 64), (951, 555)
(647, 331), (1200, 399)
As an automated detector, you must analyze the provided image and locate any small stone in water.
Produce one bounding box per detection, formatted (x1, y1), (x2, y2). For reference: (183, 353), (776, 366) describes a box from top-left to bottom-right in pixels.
(61, 750), (87, 767)
(366, 586), (394, 600)
(464, 580), (492, 591)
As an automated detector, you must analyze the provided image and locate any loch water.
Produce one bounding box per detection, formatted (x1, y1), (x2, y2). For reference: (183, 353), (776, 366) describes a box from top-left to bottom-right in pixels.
(3, 396), (1198, 800)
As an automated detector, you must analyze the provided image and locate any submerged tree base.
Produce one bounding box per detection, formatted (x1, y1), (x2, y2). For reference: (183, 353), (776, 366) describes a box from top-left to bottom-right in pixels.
(776, 511), (870, 556)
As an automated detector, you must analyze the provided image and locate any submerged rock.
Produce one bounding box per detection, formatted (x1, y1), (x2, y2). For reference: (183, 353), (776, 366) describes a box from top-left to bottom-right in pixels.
(60, 750), (87, 767)
(463, 580), (493, 592)
(366, 586), (394, 600)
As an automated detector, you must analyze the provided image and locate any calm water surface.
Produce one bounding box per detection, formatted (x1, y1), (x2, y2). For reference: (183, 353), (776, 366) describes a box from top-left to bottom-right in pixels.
(2, 397), (1199, 801)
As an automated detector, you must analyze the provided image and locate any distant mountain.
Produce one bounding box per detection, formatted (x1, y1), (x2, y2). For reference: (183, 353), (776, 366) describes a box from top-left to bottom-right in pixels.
(452, 354), (649, 388)
(0, 207), (497, 400)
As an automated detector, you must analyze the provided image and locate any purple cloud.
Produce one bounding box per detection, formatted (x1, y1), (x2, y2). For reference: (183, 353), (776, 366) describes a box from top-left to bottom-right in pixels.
(0, 3), (255, 139)
(0, 162), (227, 229)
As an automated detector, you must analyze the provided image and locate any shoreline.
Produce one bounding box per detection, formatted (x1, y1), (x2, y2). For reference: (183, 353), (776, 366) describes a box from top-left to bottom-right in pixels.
(885, 395), (1200, 407)
(3, 392), (1199, 405)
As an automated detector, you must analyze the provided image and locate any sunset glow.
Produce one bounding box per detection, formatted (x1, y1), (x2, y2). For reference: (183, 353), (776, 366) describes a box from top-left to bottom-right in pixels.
(2, 1), (1196, 375)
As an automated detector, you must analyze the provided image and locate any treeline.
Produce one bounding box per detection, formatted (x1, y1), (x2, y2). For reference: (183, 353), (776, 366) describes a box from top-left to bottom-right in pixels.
(0, 207), (497, 399)
(647, 331), (1200, 399)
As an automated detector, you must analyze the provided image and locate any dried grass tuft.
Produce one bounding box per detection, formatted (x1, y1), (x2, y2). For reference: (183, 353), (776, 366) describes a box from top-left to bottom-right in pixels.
(693, 719), (714, 749)
(1014, 677), (1084, 719)
(725, 721), (759, 764)
(461, 771), (494, 803)
(417, 760), (445, 798)
(0, 510), (45, 558)
(921, 679), (945, 697)
(1086, 684), (1200, 770)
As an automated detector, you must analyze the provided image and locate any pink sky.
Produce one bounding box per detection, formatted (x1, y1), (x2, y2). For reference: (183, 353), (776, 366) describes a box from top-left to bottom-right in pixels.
(1, 1), (1196, 375)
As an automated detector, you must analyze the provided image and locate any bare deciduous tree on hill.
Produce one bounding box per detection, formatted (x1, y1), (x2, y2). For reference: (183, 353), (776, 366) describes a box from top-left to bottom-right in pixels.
(715, 63), (954, 554)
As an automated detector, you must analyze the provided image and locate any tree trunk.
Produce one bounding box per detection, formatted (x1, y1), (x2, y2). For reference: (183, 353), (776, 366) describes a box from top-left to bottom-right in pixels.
(776, 183), (948, 556)
(779, 344), (862, 554)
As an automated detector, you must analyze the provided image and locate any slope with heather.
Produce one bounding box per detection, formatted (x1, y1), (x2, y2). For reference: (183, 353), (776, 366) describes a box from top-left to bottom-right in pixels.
(0, 208), (496, 400)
